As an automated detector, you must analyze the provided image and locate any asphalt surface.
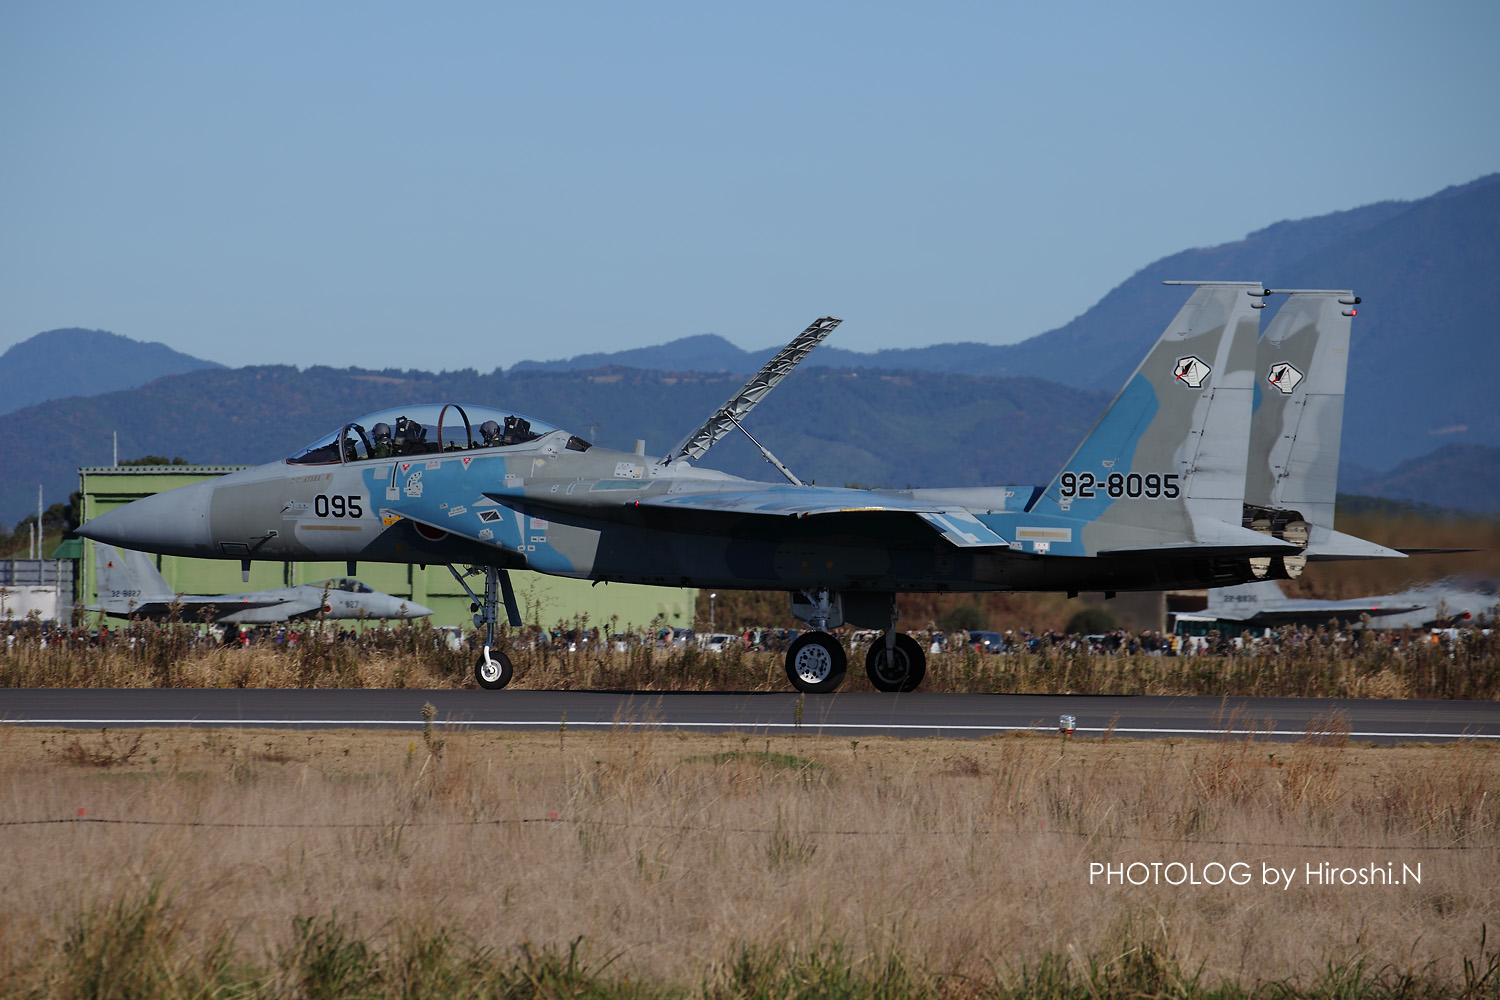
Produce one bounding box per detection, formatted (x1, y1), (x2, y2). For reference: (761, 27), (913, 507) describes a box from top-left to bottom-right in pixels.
(3, 689), (1496, 743)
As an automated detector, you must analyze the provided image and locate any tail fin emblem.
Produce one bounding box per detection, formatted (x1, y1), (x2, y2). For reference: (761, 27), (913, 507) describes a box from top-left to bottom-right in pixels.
(1173, 356), (1211, 388)
(1267, 362), (1304, 394)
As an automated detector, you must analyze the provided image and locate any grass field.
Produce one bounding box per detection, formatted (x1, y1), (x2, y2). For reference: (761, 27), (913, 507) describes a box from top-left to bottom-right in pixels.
(4, 621), (1498, 701)
(1, 719), (1496, 997)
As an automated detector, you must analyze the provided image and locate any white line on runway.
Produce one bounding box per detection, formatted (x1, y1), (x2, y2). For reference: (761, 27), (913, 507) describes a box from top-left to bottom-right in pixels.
(11, 719), (1496, 740)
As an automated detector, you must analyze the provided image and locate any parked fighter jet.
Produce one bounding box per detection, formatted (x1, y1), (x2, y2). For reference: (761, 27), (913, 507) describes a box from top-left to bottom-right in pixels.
(90, 542), (433, 623)
(1202, 579), (1495, 630)
(80, 283), (1389, 693)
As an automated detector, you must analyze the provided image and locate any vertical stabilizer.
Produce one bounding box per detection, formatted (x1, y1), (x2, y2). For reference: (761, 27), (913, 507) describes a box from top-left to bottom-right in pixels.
(1205, 579), (1287, 617)
(95, 544), (174, 612)
(1245, 290), (1401, 565)
(1034, 282), (1262, 551)
(1249, 290), (1356, 528)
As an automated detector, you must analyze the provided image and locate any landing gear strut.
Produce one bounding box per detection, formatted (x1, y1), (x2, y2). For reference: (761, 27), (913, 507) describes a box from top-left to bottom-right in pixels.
(449, 565), (521, 690)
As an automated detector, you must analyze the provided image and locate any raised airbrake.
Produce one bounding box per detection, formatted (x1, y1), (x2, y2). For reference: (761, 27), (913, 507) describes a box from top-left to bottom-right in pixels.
(80, 285), (1390, 693)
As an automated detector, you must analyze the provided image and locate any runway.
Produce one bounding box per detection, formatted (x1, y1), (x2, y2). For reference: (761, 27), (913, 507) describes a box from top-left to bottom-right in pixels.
(4, 689), (1496, 743)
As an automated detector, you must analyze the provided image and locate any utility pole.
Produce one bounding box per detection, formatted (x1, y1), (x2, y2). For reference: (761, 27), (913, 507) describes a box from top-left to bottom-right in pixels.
(36, 485), (42, 559)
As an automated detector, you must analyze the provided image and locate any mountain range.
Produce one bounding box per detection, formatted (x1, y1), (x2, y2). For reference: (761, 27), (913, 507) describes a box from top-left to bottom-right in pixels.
(514, 174), (1500, 471)
(0, 364), (1109, 525)
(2, 173), (1497, 526)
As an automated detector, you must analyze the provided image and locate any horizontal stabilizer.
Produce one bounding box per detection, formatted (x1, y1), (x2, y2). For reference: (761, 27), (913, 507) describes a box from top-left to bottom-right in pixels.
(1303, 526), (1405, 561)
(1101, 519), (1298, 559)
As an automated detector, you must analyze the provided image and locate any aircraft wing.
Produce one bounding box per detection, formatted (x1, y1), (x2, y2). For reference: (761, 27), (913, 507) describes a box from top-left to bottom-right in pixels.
(90, 594), (294, 617)
(645, 490), (1014, 547)
(171, 594), (294, 610)
(483, 486), (1014, 548)
(1225, 600), (1427, 624)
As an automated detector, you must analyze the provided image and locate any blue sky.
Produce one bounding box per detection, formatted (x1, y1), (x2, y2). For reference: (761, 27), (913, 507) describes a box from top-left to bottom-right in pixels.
(3, 1), (1496, 369)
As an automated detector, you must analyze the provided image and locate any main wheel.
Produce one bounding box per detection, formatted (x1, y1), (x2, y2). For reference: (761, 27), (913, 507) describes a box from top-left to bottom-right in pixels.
(784, 633), (847, 693)
(865, 633), (927, 692)
(474, 648), (515, 690)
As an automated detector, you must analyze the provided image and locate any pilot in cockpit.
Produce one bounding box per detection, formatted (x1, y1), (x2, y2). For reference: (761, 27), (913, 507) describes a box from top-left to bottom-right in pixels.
(394, 416), (427, 455)
(504, 415), (533, 444)
(371, 422), (394, 459)
(479, 420), (504, 447)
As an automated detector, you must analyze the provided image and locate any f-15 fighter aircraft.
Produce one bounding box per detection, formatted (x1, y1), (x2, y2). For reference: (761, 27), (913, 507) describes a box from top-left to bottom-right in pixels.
(90, 542), (434, 623)
(1203, 579), (1495, 630)
(80, 282), (1385, 693)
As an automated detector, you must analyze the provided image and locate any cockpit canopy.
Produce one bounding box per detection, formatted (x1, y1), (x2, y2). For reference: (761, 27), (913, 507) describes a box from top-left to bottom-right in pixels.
(310, 578), (374, 594)
(287, 403), (591, 465)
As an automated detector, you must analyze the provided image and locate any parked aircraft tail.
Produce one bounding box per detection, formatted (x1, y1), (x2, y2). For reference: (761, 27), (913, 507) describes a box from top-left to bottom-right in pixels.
(94, 543), (175, 613)
(1029, 281), (1278, 555)
(1204, 579), (1285, 617)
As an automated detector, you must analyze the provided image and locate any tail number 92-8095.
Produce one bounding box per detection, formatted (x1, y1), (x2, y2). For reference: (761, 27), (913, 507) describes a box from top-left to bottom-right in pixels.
(1059, 472), (1179, 500)
(314, 494), (364, 518)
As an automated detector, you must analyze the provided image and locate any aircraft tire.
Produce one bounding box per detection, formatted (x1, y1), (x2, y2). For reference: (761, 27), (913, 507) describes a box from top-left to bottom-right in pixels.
(784, 632), (847, 694)
(865, 633), (926, 693)
(474, 649), (515, 690)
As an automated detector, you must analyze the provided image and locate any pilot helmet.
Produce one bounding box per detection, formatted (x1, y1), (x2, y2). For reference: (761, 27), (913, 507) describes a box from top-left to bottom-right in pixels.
(373, 422), (392, 443)
(480, 420), (502, 445)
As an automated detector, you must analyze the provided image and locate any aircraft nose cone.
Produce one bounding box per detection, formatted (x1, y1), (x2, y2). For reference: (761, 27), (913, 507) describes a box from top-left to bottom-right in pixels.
(77, 481), (216, 557)
(399, 600), (435, 619)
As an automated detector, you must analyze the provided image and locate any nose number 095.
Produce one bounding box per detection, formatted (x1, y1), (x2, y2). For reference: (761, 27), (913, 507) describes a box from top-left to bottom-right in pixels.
(314, 494), (364, 518)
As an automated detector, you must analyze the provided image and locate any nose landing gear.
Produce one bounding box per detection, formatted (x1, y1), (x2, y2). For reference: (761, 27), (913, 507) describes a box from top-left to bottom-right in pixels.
(448, 565), (521, 690)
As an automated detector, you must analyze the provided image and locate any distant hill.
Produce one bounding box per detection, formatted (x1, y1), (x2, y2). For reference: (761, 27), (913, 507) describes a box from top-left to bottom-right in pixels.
(4, 359), (1493, 527)
(1342, 444), (1500, 513)
(512, 174), (1500, 471)
(511, 332), (991, 377)
(0, 364), (1109, 526)
(0, 328), (222, 417)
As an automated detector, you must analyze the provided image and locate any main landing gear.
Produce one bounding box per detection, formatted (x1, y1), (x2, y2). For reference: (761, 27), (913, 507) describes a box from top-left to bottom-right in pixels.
(783, 589), (927, 695)
(865, 633), (926, 693)
(448, 565), (522, 690)
(785, 632), (846, 693)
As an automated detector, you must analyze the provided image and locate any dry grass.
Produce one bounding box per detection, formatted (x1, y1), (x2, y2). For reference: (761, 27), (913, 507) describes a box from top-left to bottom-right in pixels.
(4, 619), (1499, 700)
(0, 722), (1496, 995)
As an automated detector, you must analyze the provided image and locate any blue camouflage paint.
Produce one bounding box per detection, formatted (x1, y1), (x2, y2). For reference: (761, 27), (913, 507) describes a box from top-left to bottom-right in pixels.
(1039, 374), (1160, 524)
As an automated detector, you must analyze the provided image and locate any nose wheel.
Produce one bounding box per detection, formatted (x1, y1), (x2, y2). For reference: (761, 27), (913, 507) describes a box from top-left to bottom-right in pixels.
(475, 647), (515, 690)
(784, 632), (847, 693)
(865, 633), (926, 692)
(448, 564), (522, 691)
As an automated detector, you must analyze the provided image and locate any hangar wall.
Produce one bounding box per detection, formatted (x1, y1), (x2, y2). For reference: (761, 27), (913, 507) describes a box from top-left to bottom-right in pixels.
(77, 466), (696, 631)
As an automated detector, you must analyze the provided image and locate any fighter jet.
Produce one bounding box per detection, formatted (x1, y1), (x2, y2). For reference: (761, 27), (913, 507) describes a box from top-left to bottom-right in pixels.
(90, 542), (434, 623)
(81, 282), (1387, 693)
(1202, 579), (1495, 630)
